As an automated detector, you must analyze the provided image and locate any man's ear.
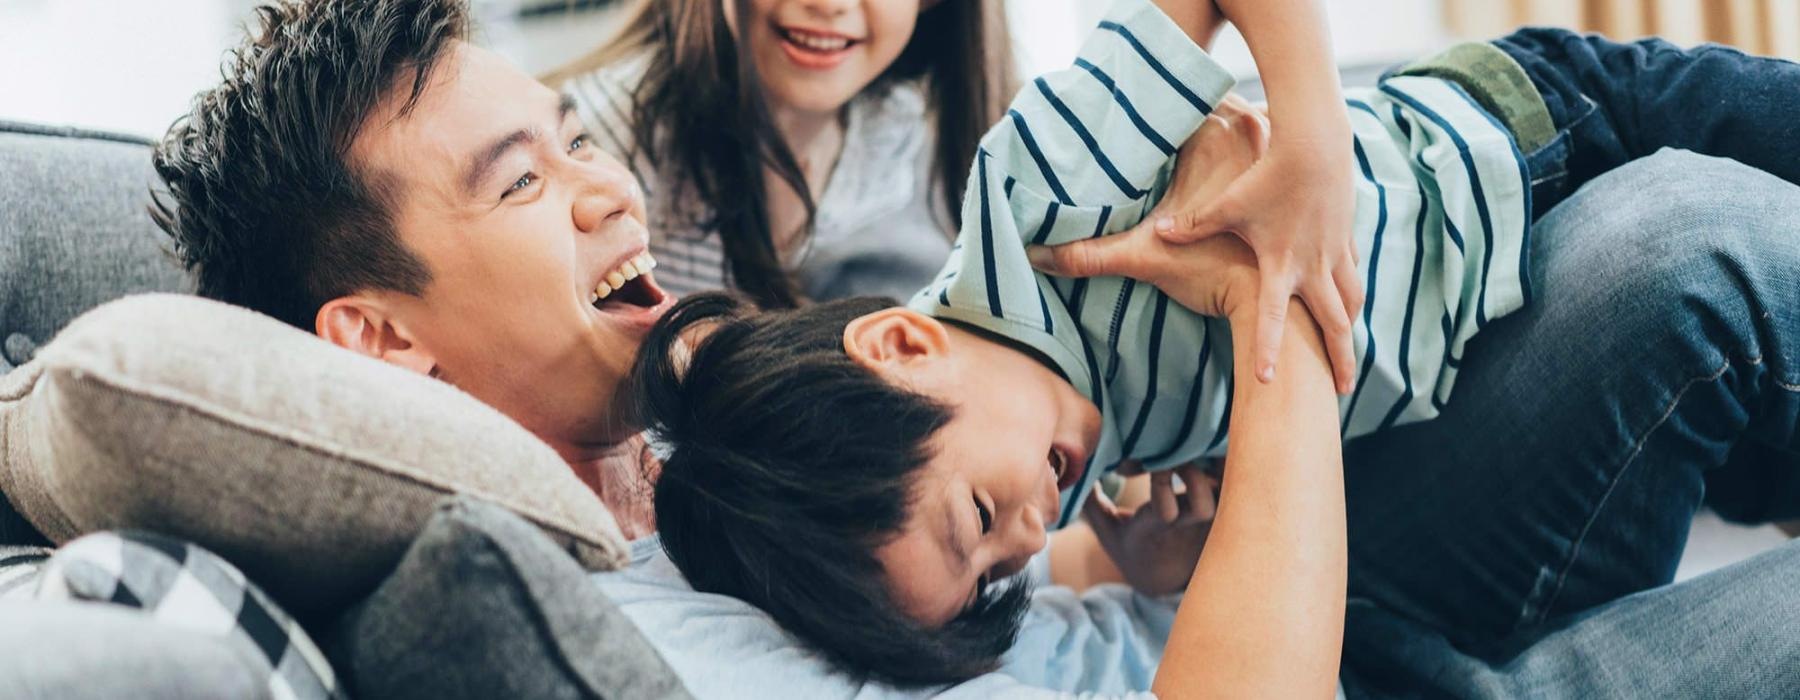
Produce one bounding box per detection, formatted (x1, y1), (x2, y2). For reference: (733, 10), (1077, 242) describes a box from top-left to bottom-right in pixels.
(842, 308), (951, 379)
(316, 295), (437, 376)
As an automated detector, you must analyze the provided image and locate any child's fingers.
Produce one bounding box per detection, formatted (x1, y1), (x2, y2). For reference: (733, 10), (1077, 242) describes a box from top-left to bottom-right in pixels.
(1150, 470), (1179, 524)
(1026, 229), (1146, 280)
(1155, 199), (1237, 245)
(1301, 277), (1357, 395)
(1252, 268), (1292, 384)
(1175, 463), (1218, 524)
(1082, 487), (1125, 532)
(1113, 459), (1147, 477)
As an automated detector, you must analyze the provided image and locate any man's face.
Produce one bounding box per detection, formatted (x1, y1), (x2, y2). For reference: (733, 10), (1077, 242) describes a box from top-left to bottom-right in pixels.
(351, 42), (672, 454)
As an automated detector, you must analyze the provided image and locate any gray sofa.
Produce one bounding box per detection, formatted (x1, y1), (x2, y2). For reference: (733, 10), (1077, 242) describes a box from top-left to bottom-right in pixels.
(0, 119), (688, 699)
(0, 121), (189, 547)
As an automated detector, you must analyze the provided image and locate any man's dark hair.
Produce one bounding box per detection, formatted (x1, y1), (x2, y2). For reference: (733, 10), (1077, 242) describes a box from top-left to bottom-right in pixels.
(632, 293), (1031, 685)
(151, 0), (469, 329)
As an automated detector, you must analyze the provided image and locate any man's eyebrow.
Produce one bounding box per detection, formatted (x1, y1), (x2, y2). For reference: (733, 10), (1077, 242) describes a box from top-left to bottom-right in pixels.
(460, 96), (580, 197)
(462, 128), (536, 197)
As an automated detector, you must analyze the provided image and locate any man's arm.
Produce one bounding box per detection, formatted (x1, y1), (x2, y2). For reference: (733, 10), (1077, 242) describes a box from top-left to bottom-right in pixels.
(1153, 300), (1345, 697)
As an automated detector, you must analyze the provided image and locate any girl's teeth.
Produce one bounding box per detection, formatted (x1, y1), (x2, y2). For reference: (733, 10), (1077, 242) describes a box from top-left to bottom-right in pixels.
(606, 271), (626, 288)
(638, 253), (657, 270)
(596, 282), (613, 300)
(786, 30), (849, 51)
(621, 260), (641, 280)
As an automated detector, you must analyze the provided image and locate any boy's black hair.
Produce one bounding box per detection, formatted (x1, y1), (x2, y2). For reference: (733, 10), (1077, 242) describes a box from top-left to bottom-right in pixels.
(150, 0), (467, 329)
(633, 292), (1031, 685)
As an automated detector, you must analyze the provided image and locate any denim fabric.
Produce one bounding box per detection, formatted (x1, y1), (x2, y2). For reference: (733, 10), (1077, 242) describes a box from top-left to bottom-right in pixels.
(1491, 29), (1800, 217)
(1338, 150), (1800, 698)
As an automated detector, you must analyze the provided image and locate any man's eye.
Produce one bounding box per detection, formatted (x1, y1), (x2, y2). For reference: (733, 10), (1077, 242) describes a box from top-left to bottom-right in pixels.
(974, 497), (992, 535)
(503, 173), (536, 198)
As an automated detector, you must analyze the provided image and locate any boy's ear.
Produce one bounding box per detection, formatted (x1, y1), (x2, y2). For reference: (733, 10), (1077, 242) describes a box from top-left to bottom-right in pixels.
(842, 308), (951, 377)
(315, 295), (438, 377)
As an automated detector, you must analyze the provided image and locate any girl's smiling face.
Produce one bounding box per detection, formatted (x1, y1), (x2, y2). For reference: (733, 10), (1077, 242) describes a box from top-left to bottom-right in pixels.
(729, 0), (922, 115)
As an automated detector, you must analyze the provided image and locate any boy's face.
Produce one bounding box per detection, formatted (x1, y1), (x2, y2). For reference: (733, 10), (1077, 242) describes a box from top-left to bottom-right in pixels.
(845, 309), (1100, 627)
(347, 42), (673, 453)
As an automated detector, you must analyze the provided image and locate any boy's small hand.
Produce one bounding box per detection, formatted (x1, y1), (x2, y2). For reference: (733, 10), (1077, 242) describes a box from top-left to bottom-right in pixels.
(1083, 462), (1219, 597)
(1151, 113), (1364, 393)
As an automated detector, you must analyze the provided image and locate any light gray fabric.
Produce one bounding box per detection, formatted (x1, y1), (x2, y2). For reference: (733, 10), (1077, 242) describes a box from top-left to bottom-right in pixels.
(0, 294), (631, 619)
(332, 497), (691, 700)
(0, 601), (270, 700)
(0, 120), (193, 374)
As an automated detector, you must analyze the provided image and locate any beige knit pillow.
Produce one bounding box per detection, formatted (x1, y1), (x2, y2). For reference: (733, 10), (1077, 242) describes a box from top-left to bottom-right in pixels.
(0, 294), (629, 616)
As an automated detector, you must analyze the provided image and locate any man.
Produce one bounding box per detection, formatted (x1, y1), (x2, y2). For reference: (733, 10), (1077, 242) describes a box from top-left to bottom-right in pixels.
(150, 0), (1800, 697)
(151, 0), (667, 536)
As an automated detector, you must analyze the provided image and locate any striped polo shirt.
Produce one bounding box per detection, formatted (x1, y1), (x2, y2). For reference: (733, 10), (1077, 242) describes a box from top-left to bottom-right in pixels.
(908, 0), (1533, 527)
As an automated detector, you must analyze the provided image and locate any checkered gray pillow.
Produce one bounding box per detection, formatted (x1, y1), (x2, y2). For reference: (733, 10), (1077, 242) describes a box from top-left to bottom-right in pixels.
(0, 544), (50, 600)
(34, 532), (343, 700)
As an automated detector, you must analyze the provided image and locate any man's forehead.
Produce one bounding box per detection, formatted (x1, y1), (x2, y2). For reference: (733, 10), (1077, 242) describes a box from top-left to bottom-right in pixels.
(350, 41), (561, 182)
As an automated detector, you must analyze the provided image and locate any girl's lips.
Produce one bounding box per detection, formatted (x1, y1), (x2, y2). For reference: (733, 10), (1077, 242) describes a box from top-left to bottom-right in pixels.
(775, 25), (858, 70)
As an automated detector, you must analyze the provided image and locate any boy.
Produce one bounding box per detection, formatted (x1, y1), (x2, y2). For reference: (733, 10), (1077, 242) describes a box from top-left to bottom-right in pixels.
(635, 0), (1800, 685)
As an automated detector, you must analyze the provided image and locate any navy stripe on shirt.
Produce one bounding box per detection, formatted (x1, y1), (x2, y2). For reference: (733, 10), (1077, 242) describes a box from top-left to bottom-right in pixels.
(1008, 109), (1076, 205)
(1096, 20), (1215, 113)
(1144, 323), (1212, 464)
(1379, 179), (1433, 430)
(977, 152), (1004, 317)
(1341, 136), (1388, 431)
(1438, 83), (1538, 306)
(1380, 83), (1499, 329)
(1074, 58), (1177, 156)
(1035, 77), (1146, 199)
(1118, 292), (1170, 457)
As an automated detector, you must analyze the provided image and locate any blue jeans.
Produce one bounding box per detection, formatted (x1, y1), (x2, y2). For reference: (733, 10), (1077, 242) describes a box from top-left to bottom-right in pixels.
(1339, 149), (1800, 698)
(1493, 28), (1800, 215)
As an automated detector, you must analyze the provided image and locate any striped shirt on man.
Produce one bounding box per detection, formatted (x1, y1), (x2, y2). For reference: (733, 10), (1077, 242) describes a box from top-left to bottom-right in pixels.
(910, 0), (1533, 527)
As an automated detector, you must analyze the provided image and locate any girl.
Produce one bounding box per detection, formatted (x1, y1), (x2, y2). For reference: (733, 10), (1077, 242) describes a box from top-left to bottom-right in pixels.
(551, 0), (1369, 396)
(546, 0), (1015, 308)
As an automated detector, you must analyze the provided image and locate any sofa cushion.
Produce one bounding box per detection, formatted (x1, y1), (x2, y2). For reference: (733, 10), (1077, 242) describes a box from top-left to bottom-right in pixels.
(331, 497), (690, 700)
(0, 294), (630, 618)
(0, 120), (192, 374)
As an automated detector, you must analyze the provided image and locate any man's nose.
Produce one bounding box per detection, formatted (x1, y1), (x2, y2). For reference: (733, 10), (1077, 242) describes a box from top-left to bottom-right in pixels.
(570, 164), (643, 234)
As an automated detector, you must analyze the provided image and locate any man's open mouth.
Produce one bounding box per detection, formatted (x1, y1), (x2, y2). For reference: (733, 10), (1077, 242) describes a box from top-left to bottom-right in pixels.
(589, 252), (667, 313)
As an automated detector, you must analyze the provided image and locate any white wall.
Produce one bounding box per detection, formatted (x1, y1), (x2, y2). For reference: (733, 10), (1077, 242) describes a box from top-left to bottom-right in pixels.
(1007, 0), (1449, 79)
(1, 0), (1448, 136)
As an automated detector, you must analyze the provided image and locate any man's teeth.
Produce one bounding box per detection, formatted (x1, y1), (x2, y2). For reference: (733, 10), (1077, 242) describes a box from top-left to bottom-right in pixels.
(592, 252), (658, 303)
(785, 30), (850, 52)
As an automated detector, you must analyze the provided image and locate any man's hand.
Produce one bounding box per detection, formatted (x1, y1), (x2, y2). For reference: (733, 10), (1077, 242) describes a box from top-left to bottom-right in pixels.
(1083, 462), (1220, 597)
(1026, 96), (1266, 320)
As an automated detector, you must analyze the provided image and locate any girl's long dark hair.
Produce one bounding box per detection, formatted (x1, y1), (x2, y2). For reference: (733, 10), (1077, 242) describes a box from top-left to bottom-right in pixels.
(547, 0), (1014, 309)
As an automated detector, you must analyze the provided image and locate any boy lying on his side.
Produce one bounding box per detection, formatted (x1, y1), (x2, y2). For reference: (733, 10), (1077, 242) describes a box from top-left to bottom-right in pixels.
(632, 0), (1800, 685)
